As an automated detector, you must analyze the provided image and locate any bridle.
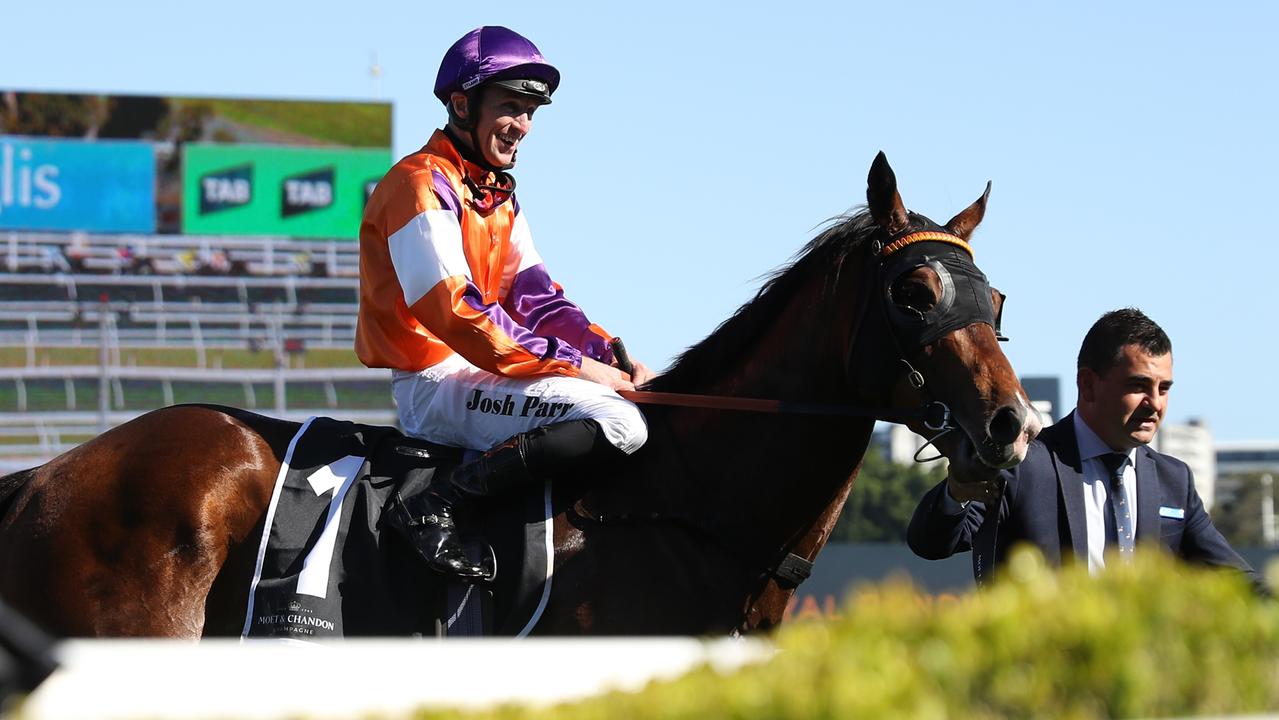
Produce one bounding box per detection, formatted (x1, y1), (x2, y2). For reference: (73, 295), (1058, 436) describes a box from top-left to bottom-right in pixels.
(608, 227), (1008, 634)
(617, 226), (1007, 441)
(861, 228), (1005, 456)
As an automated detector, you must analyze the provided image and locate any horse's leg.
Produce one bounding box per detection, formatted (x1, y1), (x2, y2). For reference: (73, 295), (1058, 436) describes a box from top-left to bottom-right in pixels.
(0, 406), (291, 638)
(538, 520), (748, 635)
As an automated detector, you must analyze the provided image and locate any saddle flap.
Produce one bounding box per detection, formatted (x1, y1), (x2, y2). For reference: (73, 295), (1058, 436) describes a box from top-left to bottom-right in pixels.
(370, 437), (463, 497)
(244, 417), (555, 639)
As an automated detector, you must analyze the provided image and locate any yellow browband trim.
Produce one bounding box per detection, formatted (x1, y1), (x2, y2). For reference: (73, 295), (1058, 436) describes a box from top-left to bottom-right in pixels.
(881, 231), (974, 259)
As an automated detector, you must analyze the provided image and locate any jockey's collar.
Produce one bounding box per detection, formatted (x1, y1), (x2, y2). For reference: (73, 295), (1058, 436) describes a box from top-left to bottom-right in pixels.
(442, 126), (517, 212)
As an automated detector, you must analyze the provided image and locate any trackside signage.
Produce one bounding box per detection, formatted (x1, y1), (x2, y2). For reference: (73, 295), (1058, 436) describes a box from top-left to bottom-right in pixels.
(182, 144), (390, 239)
(0, 135), (156, 233)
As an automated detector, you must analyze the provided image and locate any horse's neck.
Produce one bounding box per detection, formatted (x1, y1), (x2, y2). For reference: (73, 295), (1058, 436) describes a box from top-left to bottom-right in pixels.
(665, 257), (879, 505)
(629, 268), (880, 628)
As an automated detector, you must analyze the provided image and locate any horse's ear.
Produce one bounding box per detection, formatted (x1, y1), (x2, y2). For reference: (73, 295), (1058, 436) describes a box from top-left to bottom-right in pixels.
(944, 181), (993, 241)
(867, 151), (910, 235)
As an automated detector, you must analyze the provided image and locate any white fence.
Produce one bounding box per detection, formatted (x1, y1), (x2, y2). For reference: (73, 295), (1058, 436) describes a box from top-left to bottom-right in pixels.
(0, 406), (398, 469)
(3, 231), (360, 277)
(0, 273), (358, 349)
(23, 638), (773, 720)
(0, 270), (357, 300)
(0, 365), (395, 465)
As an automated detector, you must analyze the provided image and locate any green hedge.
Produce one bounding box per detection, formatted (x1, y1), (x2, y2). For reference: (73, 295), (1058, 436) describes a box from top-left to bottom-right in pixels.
(418, 551), (1279, 719)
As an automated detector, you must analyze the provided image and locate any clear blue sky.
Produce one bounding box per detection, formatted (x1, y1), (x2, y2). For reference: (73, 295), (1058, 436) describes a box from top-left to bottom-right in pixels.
(4, 1), (1277, 441)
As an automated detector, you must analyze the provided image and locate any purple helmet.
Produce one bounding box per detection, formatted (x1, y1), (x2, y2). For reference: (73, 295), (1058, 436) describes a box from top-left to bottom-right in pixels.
(434, 26), (560, 106)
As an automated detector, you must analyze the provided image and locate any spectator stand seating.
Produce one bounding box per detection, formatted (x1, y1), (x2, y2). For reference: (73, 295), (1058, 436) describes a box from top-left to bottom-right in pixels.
(0, 231), (392, 467)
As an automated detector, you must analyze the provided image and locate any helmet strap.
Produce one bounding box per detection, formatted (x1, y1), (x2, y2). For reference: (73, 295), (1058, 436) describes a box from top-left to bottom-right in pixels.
(441, 125), (518, 211)
(444, 88), (515, 174)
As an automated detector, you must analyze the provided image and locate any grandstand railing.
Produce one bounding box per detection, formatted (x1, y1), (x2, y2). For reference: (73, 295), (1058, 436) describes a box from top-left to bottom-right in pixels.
(0, 407), (398, 463)
(0, 365), (390, 411)
(0, 232), (382, 466)
(0, 275), (359, 349)
(0, 271), (357, 303)
(0, 366), (395, 462)
(3, 231), (359, 277)
(0, 315), (356, 350)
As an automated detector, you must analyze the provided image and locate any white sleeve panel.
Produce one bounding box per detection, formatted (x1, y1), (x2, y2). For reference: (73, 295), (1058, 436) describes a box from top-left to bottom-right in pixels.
(508, 210), (544, 275)
(388, 209), (469, 306)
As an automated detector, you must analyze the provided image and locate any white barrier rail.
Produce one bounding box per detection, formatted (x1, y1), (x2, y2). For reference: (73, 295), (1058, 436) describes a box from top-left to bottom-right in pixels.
(0, 330), (355, 349)
(0, 366), (386, 382)
(0, 271), (357, 293)
(0, 274), (359, 349)
(3, 231), (360, 278)
(0, 410), (397, 427)
(0, 408), (399, 470)
(21, 638), (773, 720)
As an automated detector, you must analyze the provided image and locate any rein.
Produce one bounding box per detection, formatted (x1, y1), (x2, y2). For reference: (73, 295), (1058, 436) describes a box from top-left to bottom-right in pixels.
(617, 389), (950, 430)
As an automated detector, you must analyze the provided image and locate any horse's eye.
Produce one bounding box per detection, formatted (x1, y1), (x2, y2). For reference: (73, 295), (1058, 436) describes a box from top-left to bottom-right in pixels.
(891, 278), (937, 312)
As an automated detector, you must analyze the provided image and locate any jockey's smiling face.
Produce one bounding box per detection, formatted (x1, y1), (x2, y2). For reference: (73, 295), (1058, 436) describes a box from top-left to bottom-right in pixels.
(451, 86), (541, 169)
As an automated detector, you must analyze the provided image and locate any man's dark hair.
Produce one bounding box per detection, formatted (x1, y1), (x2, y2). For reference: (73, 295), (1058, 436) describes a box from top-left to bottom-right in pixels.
(1077, 308), (1172, 375)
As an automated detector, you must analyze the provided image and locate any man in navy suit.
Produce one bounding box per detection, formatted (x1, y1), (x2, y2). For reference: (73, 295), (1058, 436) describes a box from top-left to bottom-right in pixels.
(908, 309), (1262, 590)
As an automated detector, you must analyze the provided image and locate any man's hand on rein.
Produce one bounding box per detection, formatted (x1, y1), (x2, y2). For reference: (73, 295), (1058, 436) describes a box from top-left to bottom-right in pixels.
(944, 450), (1006, 505)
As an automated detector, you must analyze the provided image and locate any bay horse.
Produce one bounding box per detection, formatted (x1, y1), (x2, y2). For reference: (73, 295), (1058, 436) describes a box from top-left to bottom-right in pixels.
(0, 153), (1039, 637)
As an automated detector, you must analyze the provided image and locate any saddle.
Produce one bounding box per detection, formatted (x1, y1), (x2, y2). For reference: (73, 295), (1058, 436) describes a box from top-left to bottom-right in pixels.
(241, 417), (554, 639)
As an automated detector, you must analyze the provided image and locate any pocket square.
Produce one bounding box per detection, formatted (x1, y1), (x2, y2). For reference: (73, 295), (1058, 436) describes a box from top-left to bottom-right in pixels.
(1159, 506), (1185, 519)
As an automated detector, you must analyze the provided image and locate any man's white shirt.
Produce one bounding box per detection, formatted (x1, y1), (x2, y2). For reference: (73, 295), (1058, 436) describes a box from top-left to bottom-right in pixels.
(1072, 411), (1138, 574)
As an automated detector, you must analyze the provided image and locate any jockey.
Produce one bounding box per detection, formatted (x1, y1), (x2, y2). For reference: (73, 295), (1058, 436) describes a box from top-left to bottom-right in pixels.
(356, 26), (652, 580)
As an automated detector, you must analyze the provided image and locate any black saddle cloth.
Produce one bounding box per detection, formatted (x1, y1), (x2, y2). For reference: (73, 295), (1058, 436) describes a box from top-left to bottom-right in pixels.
(242, 416), (552, 639)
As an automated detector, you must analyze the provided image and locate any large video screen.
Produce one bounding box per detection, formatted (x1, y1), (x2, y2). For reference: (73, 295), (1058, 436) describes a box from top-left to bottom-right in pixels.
(1, 136), (156, 233)
(0, 91), (392, 238)
(183, 144), (391, 239)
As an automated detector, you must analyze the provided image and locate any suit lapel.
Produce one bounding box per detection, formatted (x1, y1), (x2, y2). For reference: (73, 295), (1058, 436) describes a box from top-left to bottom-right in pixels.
(1135, 447), (1161, 545)
(1049, 413), (1090, 561)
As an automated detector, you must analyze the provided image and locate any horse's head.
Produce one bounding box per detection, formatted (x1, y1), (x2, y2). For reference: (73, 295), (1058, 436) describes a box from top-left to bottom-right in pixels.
(859, 151), (1040, 472)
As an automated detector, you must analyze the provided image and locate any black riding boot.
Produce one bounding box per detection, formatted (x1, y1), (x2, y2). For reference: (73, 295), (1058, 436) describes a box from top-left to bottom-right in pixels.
(385, 435), (530, 581)
(387, 420), (624, 581)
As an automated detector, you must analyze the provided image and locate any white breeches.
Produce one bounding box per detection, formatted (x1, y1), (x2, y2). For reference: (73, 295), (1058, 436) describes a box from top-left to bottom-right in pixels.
(391, 353), (648, 454)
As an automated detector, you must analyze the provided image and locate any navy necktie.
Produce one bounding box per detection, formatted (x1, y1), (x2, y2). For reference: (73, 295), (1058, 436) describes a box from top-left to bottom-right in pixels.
(1100, 452), (1134, 557)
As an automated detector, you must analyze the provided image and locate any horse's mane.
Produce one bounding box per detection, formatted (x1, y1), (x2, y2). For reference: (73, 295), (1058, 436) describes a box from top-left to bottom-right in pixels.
(0, 467), (35, 517)
(647, 208), (883, 393)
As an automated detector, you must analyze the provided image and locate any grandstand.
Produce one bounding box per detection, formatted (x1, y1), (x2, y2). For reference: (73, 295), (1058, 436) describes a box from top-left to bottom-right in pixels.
(0, 275), (358, 349)
(1, 90), (396, 468)
(3, 231), (359, 277)
(0, 231), (394, 468)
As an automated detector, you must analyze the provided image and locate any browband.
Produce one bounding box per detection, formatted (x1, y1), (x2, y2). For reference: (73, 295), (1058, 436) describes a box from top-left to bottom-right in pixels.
(881, 231), (973, 259)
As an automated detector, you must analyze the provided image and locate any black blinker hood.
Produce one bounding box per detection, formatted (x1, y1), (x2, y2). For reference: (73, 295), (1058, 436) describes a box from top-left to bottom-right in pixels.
(879, 222), (998, 350)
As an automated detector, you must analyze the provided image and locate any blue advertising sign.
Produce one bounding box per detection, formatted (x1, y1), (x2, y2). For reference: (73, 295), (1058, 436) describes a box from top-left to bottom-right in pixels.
(0, 135), (155, 233)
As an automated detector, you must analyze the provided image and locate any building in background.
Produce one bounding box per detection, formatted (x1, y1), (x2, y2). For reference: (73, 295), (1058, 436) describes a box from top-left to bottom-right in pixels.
(873, 422), (930, 466)
(1215, 440), (1279, 509)
(1217, 441), (1279, 476)
(1020, 376), (1061, 426)
(1154, 419), (1216, 511)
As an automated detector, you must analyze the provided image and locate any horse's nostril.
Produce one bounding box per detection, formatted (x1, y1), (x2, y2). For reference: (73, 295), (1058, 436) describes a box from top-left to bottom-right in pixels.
(988, 406), (1023, 446)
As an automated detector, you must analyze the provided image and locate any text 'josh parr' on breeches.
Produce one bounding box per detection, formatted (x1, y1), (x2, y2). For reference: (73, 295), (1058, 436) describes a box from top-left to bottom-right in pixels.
(464, 388), (576, 420)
